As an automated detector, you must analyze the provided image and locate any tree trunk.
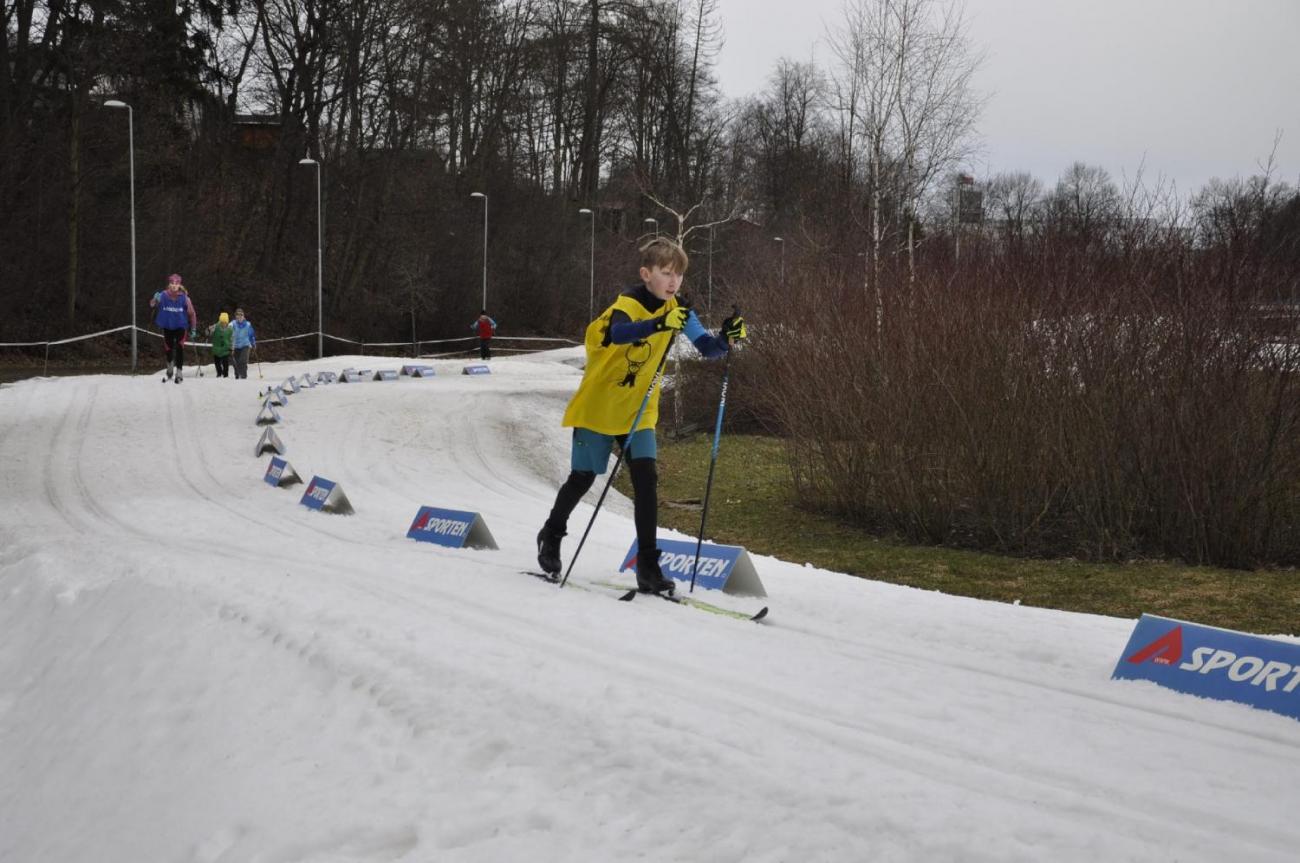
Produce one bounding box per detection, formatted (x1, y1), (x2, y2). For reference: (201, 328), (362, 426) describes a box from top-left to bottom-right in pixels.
(871, 141), (883, 350)
(578, 0), (599, 201)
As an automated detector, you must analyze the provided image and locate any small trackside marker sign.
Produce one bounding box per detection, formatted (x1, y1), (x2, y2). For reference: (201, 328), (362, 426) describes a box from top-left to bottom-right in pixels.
(299, 475), (354, 514)
(263, 456), (302, 488)
(406, 506), (498, 550)
(1112, 614), (1300, 723)
(620, 538), (767, 597)
(254, 426), (286, 457)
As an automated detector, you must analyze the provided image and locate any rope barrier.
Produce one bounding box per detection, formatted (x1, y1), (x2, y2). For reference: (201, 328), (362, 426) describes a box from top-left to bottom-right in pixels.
(0, 324), (135, 348)
(2, 325), (580, 357)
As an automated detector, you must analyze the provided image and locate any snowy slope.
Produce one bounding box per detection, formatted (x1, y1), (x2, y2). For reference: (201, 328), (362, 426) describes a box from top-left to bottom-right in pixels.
(2, 352), (1298, 863)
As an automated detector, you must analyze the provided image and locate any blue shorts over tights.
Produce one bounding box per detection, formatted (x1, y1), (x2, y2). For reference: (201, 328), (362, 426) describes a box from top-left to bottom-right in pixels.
(570, 427), (657, 474)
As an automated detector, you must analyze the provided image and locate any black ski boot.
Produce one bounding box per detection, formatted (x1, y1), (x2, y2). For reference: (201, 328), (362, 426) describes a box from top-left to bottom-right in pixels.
(635, 548), (675, 595)
(536, 524), (565, 576)
(165, 362), (174, 381)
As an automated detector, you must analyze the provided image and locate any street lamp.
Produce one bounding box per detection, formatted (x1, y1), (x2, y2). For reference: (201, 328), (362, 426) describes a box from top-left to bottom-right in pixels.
(708, 224), (714, 320)
(578, 208), (595, 320)
(642, 217), (658, 240)
(104, 100), (136, 372)
(773, 236), (785, 286)
(298, 154), (323, 358)
(470, 192), (488, 309)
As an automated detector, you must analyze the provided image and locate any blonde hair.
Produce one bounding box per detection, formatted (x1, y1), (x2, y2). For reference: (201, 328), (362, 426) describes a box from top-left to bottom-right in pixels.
(639, 237), (689, 274)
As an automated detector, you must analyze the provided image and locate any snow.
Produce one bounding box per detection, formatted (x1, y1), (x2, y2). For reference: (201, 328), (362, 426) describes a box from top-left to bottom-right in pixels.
(2, 350), (1298, 862)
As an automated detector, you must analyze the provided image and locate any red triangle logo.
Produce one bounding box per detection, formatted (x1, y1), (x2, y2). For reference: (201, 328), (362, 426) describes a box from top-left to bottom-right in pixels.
(1126, 626), (1183, 666)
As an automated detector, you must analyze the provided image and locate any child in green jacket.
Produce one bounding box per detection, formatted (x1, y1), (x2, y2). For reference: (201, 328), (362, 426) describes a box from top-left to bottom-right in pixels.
(207, 312), (234, 378)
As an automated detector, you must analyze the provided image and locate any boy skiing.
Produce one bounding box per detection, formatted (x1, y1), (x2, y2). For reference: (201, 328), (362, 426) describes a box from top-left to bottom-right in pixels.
(536, 238), (746, 594)
(150, 274), (197, 383)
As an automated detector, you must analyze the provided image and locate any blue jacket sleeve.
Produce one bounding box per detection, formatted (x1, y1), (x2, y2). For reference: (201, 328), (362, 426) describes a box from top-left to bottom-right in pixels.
(683, 311), (729, 358)
(608, 309), (728, 357)
(608, 313), (658, 344)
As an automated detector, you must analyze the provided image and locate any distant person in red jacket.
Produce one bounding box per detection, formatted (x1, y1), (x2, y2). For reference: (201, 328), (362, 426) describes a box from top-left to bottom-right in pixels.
(471, 310), (497, 360)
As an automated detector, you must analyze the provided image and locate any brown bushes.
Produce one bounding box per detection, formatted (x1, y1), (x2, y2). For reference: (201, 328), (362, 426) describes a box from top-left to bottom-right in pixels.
(724, 246), (1300, 569)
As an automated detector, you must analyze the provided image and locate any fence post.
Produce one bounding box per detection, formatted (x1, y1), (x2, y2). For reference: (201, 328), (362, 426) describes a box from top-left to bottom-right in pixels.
(43, 343), (50, 376)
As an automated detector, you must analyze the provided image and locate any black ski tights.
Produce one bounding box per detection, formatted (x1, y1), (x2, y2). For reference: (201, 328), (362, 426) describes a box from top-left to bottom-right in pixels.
(162, 328), (186, 369)
(546, 469), (596, 533)
(545, 458), (658, 552)
(626, 458), (658, 552)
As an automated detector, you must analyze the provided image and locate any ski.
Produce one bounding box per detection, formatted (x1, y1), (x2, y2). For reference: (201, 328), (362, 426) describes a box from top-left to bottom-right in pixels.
(521, 570), (768, 623)
(607, 582), (769, 622)
(526, 569), (560, 585)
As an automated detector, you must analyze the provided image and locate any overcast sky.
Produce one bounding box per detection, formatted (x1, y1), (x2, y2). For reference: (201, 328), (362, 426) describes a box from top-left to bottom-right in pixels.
(712, 0), (1300, 196)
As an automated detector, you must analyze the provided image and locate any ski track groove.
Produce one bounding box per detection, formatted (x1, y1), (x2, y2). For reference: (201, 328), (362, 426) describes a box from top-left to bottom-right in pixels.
(67, 385), (121, 535)
(39, 382), (98, 537)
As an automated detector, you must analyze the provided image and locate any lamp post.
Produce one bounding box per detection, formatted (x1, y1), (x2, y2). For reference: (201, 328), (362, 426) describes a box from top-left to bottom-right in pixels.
(298, 154), (323, 358)
(104, 100), (136, 372)
(773, 236), (785, 287)
(470, 192), (488, 309)
(578, 208), (595, 320)
(708, 223), (714, 320)
(642, 217), (658, 239)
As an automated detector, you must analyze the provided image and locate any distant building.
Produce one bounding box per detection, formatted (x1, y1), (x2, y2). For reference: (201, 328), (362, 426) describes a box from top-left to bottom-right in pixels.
(233, 114), (281, 151)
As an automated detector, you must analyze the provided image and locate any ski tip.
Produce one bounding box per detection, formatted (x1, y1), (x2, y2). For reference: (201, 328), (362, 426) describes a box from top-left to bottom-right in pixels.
(751, 606), (770, 622)
(618, 589), (637, 602)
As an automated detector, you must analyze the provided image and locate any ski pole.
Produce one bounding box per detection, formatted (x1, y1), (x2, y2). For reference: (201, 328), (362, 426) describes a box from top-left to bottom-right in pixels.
(690, 346), (732, 593)
(193, 341), (204, 377)
(560, 329), (679, 588)
(254, 344), (263, 379)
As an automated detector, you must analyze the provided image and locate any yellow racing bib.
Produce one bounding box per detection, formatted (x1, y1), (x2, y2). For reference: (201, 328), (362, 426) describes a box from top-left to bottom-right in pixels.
(561, 294), (678, 434)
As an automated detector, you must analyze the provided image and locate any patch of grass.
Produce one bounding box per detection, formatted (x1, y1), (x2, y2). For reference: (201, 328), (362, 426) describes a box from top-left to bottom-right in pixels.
(617, 434), (1299, 635)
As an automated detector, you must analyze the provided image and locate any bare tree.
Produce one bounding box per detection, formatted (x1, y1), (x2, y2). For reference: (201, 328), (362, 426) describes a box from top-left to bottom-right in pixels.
(889, 0), (982, 276)
(1045, 161), (1120, 246)
(827, 0), (901, 301)
(752, 59), (825, 223)
(985, 170), (1042, 249)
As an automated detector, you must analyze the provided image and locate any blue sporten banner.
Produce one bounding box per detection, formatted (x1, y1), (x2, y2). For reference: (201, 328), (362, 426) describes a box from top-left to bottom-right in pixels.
(300, 476), (336, 511)
(264, 456), (289, 486)
(407, 506), (480, 549)
(621, 538), (742, 593)
(1113, 614), (1300, 723)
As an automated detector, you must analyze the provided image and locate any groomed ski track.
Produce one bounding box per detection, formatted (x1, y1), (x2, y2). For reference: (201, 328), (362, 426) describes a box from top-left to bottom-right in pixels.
(2, 350), (1298, 862)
